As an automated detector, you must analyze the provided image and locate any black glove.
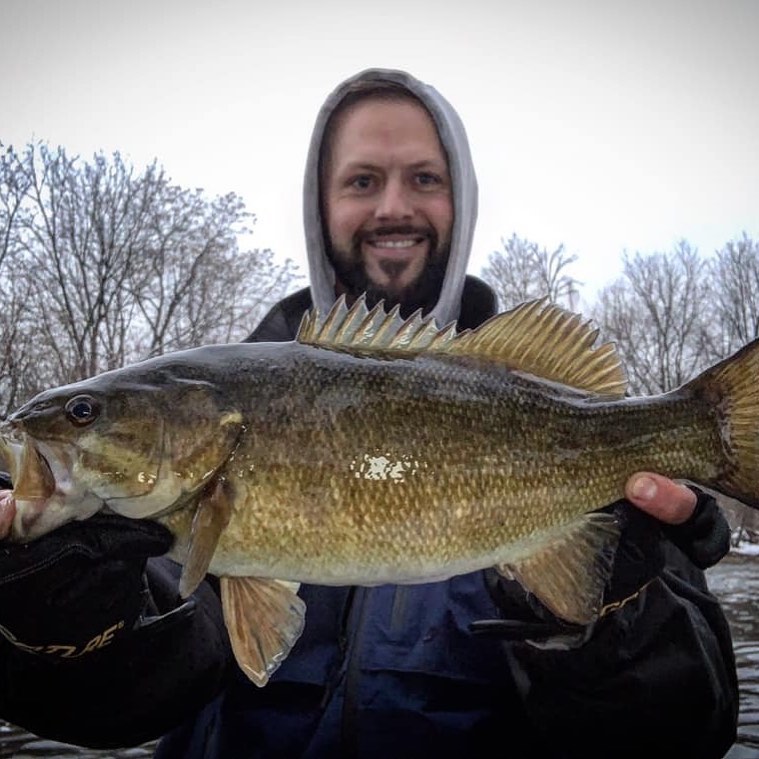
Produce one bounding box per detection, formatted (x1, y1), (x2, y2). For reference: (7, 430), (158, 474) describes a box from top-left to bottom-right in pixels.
(471, 570), (590, 646)
(471, 501), (666, 646)
(0, 511), (174, 659)
(662, 487), (731, 569)
(471, 488), (727, 644)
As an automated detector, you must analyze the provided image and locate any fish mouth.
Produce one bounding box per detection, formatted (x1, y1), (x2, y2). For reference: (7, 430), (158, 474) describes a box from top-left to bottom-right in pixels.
(1, 432), (56, 500)
(0, 428), (74, 542)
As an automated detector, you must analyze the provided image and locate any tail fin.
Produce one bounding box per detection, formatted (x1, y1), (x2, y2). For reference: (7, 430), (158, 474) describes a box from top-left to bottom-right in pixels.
(685, 337), (759, 509)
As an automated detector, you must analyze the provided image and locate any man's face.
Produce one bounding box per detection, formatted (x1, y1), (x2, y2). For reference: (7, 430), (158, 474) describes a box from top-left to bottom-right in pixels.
(322, 98), (453, 311)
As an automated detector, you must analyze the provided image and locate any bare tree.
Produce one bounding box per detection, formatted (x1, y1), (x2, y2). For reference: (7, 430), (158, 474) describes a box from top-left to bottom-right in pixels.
(593, 240), (710, 394)
(160, 246), (299, 348)
(0, 267), (40, 416)
(705, 233), (759, 360)
(0, 141), (300, 410)
(12, 144), (154, 380)
(127, 189), (298, 357)
(481, 234), (581, 310)
(0, 144), (30, 269)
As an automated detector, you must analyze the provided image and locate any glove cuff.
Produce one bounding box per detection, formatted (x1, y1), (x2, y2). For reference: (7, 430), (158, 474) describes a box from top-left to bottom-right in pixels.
(662, 488), (731, 569)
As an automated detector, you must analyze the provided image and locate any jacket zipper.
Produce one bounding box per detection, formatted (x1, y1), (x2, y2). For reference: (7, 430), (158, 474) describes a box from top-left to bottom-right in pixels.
(340, 586), (369, 758)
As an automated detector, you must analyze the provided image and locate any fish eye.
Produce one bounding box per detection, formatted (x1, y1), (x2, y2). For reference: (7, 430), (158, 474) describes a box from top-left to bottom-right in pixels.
(65, 395), (100, 426)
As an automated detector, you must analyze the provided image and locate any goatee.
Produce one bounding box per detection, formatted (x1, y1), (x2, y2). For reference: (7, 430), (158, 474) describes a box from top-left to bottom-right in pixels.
(329, 228), (449, 319)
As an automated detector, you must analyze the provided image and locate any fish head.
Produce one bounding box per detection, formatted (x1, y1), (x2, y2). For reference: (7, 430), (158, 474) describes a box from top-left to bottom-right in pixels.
(3, 370), (243, 542)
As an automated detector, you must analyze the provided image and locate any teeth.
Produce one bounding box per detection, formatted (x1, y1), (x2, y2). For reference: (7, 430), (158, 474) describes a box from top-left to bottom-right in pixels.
(370, 239), (420, 249)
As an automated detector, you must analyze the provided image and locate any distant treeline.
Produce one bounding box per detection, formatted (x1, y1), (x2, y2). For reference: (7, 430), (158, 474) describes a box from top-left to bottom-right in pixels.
(1, 140), (756, 410)
(482, 232), (759, 395)
(0, 141), (300, 415)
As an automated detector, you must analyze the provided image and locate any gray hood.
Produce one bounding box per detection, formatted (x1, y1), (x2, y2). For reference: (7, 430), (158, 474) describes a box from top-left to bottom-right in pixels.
(302, 68), (478, 326)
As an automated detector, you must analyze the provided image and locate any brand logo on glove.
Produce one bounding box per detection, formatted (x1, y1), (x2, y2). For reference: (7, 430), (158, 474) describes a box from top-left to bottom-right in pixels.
(0, 620), (125, 657)
(599, 579), (655, 617)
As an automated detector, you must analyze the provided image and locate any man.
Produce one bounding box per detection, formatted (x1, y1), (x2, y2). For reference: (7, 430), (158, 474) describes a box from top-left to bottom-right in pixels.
(0, 69), (738, 758)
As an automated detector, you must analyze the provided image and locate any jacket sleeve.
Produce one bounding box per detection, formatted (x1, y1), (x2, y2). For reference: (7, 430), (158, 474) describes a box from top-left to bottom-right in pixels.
(489, 498), (739, 759)
(0, 558), (234, 749)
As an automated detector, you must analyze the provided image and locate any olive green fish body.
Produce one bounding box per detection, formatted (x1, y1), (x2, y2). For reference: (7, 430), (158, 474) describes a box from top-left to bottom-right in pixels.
(163, 344), (724, 584)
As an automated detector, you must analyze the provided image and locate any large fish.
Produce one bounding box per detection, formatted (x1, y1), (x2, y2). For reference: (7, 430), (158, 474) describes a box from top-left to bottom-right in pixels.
(1, 298), (758, 685)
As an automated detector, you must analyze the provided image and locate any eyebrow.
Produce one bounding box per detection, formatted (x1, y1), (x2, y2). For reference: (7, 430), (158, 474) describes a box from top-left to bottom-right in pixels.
(408, 160), (448, 172)
(337, 159), (448, 174)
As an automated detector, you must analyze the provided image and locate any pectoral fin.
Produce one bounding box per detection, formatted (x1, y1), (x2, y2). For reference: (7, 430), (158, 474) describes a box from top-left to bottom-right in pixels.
(497, 513), (620, 624)
(178, 478), (232, 598)
(221, 576), (305, 687)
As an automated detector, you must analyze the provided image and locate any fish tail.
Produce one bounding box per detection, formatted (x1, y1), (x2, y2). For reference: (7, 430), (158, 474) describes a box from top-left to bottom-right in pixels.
(685, 337), (759, 509)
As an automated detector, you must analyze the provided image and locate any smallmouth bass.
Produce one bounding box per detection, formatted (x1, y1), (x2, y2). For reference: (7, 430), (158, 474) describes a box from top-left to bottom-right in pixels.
(1, 298), (758, 685)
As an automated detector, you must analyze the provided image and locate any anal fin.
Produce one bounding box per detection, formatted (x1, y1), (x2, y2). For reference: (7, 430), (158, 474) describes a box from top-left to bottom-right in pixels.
(221, 576), (305, 687)
(497, 513), (620, 625)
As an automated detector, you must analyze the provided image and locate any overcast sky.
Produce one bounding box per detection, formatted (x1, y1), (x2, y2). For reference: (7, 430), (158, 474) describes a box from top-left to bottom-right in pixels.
(2, 0), (757, 302)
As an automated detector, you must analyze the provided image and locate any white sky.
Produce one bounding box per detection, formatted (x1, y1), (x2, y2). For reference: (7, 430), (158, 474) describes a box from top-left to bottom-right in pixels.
(1, 0), (757, 302)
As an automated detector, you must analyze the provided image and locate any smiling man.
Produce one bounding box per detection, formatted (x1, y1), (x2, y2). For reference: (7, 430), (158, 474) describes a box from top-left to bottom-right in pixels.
(322, 94), (453, 312)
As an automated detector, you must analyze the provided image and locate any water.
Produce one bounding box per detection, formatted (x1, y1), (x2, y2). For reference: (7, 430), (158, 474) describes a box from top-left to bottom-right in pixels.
(709, 553), (759, 757)
(0, 555), (757, 758)
(0, 732), (156, 759)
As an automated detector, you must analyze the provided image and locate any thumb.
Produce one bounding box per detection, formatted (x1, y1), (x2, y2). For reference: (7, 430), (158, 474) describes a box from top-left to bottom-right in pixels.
(0, 491), (14, 540)
(625, 473), (697, 525)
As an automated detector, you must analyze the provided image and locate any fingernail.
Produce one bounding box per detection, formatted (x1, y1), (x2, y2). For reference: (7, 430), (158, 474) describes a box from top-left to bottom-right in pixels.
(630, 476), (657, 502)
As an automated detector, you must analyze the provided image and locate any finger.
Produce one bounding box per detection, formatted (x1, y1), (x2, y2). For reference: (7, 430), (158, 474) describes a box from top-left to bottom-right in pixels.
(625, 473), (697, 525)
(0, 490), (16, 539)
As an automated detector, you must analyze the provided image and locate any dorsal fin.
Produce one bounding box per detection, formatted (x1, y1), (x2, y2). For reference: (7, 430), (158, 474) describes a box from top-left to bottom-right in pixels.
(297, 295), (626, 398)
(449, 299), (627, 397)
(297, 294), (457, 352)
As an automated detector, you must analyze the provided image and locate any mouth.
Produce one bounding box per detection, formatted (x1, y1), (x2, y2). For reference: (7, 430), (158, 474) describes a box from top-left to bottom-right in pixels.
(0, 429), (58, 536)
(362, 233), (431, 267)
(364, 235), (428, 251)
(360, 226), (432, 251)
(5, 444), (58, 542)
(3, 434), (56, 501)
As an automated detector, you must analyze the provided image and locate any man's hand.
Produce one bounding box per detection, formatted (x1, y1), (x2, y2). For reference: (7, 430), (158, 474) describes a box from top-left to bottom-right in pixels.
(0, 490), (13, 539)
(625, 472), (697, 525)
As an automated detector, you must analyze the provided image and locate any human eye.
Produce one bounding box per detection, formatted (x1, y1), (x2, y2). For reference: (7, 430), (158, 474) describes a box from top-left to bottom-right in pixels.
(349, 174), (374, 191)
(415, 171), (443, 188)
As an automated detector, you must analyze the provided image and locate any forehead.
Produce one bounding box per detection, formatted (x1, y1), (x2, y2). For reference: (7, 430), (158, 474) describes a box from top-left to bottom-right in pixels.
(327, 98), (447, 171)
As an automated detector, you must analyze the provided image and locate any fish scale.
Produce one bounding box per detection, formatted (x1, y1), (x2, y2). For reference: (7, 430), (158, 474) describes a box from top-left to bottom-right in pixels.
(156, 348), (718, 583)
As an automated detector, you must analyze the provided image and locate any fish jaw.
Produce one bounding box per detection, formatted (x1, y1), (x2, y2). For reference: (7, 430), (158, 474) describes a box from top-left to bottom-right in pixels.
(11, 490), (104, 542)
(4, 435), (105, 542)
(1, 430), (181, 540)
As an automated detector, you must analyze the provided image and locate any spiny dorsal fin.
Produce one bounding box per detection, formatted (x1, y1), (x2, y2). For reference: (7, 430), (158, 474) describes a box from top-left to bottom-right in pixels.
(297, 295), (626, 398)
(450, 299), (627, 398)
(297, 294), (458, 352)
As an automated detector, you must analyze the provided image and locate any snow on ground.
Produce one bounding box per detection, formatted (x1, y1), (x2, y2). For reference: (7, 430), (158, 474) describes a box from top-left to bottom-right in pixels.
(731, 542), (759, 557)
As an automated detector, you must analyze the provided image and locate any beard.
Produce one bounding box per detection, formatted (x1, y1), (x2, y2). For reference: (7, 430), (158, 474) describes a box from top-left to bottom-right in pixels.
(328, 226), (450, 319)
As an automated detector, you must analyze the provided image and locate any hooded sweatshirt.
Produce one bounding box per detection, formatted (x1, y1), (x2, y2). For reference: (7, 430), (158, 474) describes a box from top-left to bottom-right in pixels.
(303, 67), (481, 327)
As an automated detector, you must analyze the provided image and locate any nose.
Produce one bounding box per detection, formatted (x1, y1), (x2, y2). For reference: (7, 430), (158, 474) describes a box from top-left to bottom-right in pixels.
(375, 178), (413, 221)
